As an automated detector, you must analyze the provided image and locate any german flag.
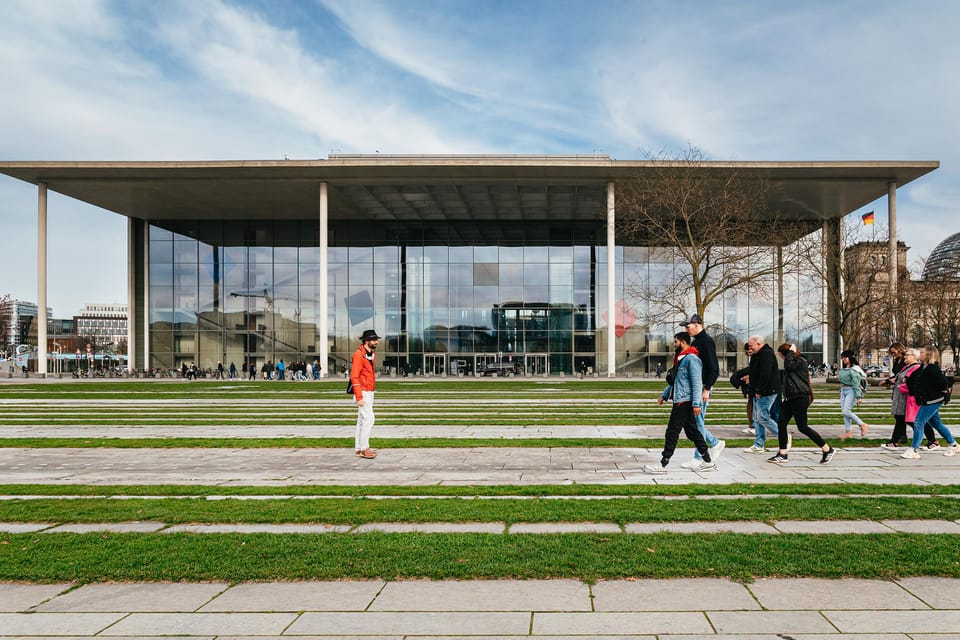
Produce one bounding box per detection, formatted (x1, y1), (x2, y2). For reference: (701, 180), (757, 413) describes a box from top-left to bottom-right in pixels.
(861, 211), (875, 225)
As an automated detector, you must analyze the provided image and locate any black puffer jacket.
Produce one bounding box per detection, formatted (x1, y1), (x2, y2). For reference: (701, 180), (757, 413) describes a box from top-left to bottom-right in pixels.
(781, 351), (812, 402)
(907, 362), (949, 405)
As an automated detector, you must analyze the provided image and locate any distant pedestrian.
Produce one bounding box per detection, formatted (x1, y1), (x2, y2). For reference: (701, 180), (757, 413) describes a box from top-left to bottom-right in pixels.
(837, 350), (868, 440)
(655, 362), (663, 378)
(351, 329), (381, 459)
(644, 332), (714, 474)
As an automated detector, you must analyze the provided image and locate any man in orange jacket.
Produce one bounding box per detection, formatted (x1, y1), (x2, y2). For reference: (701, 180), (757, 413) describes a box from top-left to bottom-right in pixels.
(351, 329), (380, 459)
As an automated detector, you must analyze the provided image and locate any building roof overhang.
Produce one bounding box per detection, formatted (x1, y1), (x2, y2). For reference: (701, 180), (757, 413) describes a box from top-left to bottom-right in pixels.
(0, 155), (939, 225)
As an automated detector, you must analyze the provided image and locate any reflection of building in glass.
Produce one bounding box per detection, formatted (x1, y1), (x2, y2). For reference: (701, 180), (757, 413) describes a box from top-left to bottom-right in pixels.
(0, 156), (939, 376)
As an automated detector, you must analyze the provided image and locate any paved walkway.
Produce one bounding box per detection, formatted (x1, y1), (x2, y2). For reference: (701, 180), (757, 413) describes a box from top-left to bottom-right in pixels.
(2, 445), (958, 485)
(3, 577), (960, 637)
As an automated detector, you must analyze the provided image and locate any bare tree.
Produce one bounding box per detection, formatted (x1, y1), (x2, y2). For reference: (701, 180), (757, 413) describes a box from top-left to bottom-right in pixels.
(796, 219), (907, 359)
(615, 145), (811, 327)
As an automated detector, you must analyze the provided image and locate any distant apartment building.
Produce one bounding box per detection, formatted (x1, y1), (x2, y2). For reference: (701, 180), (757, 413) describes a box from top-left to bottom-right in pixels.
(74, 303), (128, 348)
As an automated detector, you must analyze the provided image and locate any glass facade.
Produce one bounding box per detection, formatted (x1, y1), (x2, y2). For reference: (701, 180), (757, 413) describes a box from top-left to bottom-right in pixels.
(147, 220), (824, 375)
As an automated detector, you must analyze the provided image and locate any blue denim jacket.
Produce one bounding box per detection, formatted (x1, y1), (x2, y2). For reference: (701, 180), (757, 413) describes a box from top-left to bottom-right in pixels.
(660, 352), (704, 407)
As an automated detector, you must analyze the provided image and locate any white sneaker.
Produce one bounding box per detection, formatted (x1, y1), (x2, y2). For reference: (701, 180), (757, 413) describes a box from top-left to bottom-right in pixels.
(643, 464), (668, 475)
(743, 445), (767, 453)
(880, 443), (900, 451)
(689, 460), (717, 472)
(944, 443), (960, 457)
(741, 427), (756, 435)
(680, 459), (701, 469)
(900, 449), (921, 459)
(709, 439), (726, 462)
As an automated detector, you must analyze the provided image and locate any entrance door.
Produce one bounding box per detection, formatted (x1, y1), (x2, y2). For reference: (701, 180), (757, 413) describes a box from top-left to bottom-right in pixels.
(525, 354), (548, 376)
(424, 353), (447, 376)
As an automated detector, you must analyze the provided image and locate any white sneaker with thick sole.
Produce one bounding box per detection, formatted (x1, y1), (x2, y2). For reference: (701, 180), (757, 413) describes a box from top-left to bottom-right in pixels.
(743, 445), (767, 453)
(690, 460), (717, 472)
(642, 464), (668, 474)
(680, 460), (701, 469)
(710, 439), (726, 462)
(900, 449), (921, 459)
(944, 443), (960, 457)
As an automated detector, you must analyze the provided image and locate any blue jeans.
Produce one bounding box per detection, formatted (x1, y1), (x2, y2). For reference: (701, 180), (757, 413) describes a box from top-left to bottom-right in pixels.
(753, 393), (780, 447)
(840, 386), (865, 433)
(910, 402), (956, 450)
(692, 401), (720, 460)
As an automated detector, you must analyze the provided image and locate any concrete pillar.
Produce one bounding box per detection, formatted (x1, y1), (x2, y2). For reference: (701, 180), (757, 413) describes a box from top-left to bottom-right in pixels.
(126, 218), (136, 371)
(606, 181), (616, 377)
(887, 181), (898, 339)
(823, 218), (843, 363)
(776, 244), (785, 346)
(37, 183), (48, 377)
(319, 182), (329, 377)
(143, 223), (150, 371)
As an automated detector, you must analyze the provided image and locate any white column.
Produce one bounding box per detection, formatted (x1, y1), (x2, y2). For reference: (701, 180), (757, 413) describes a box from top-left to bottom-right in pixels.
(37, 183), (48, 377)
(319, 182), (329, 377)
(606, 181), (616, 377)
(126, 219), (136, 371)
(143, 223), (150, 371)
(887, 181), (898, 339)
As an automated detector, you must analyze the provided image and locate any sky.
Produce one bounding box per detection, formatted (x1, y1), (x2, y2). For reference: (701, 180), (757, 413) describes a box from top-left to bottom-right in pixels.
(0, 0), (958, 317)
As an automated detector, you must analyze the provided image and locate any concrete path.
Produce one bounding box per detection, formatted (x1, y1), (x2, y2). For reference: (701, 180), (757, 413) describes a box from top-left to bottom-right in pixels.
(3, 577), (960, 637)
(2, 445), (958, 486)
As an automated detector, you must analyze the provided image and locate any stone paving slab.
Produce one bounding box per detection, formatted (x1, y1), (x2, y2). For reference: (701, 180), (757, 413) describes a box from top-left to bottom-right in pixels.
(707, 610), (838, 633)
(772, 519), (896, 534)
(42, 522), (166, 534)
(0, 612), (124, 635)
(825, 610), (960, 633)
(624, 521), (780, 534)
(36, 582), (229, 612)
(161, 523), (351, 534)
(592, 578), (759, 611)
(199, 581), (385, 612)
(881, 519), (960, 533)
(369, 579), (591, 611)
(532, 611), (713, 635)
(508, 522), (622, 534)
(3, 445), (960, 486)
(286, 612), (531, 636)
(0, 522), (53, 533)
(353, 522), (505, 533)
(104, 612), (299, 636)
(746, 578), (929, 610)
(0, 583), (72, 612)
(896, 577), (960, 609)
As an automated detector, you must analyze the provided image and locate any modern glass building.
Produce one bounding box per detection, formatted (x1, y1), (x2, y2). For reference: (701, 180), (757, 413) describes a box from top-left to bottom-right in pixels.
(0, 155), (938, 377)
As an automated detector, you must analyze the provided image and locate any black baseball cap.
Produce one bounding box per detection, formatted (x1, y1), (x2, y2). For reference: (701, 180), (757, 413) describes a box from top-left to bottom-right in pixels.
(678, 313), (703, 326)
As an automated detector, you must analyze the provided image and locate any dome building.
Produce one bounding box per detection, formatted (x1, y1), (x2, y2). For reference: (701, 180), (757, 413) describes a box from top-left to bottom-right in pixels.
(922, 232), (960, 281)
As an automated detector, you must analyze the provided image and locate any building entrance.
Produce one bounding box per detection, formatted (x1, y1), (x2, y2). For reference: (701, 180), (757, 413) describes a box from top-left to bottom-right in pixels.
(424, 353), (447, 376)
(525, 354), (548, 376)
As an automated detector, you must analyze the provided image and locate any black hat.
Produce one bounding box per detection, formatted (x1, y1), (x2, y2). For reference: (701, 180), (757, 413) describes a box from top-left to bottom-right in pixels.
(678, 313), (703, 326)
(360, 329), (382, 342)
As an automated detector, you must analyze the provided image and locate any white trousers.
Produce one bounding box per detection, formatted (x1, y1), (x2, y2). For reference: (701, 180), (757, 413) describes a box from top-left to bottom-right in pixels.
(355, 390), (375, 451)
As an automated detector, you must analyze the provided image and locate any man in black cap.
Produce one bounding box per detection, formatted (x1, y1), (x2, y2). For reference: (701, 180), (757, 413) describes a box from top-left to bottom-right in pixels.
(678, 312), (725, 467)
(350, 329), (381, 459)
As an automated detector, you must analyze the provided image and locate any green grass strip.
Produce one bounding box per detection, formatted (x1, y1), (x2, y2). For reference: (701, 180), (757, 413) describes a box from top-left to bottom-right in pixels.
(1, 532), (958, 582)
(3, 483), (958, 497)
(1, 496), (958, 525)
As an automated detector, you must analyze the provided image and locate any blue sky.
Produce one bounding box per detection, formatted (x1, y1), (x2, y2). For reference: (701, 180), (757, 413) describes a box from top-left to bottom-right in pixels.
(1, 0), (958, 316)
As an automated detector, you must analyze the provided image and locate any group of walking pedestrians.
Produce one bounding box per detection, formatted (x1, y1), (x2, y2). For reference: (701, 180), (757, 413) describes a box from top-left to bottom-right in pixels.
(879, 343), (959, 459)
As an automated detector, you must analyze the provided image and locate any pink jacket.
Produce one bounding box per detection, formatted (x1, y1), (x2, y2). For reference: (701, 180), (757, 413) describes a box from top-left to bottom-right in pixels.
(898, 363), (921, 423)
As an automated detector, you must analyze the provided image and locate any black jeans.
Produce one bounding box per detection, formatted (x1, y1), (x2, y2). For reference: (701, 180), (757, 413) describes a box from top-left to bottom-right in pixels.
(890, 414), (936, 445)
(662, 402), (710, 464)
(777, 396), (826, 450)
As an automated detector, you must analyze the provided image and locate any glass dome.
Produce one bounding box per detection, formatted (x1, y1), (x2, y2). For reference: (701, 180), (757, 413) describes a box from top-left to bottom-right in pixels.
(922, 232), (960, 280)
